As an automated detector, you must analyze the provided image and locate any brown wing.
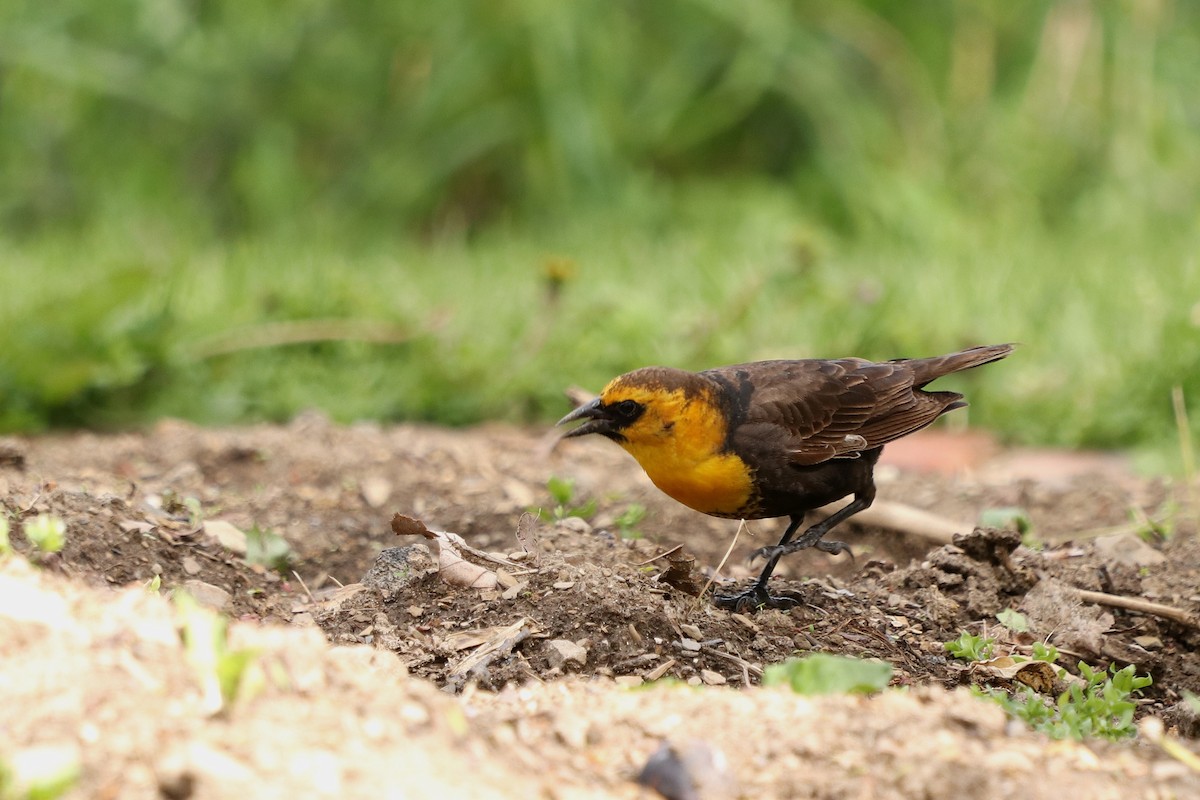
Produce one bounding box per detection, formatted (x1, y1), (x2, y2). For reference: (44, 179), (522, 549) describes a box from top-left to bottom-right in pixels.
(713, 359), (961, 466)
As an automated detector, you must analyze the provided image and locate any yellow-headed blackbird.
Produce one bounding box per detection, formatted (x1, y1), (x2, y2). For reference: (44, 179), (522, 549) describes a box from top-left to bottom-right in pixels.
(557, 344), (1013, 611)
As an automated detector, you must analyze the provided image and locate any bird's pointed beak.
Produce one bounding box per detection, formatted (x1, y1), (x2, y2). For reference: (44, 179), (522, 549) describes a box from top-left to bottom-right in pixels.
(556, 397), (614, 439)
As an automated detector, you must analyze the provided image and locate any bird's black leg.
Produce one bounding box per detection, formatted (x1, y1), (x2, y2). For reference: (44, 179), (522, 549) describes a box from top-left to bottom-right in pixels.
(712, 513), (805, 613)
(761, 484), (875, 561)
(713, 482), (876, 614)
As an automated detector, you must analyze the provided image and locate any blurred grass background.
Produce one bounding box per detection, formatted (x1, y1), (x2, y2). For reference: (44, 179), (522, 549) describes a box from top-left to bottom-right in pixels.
(1, 0), (1198, 467)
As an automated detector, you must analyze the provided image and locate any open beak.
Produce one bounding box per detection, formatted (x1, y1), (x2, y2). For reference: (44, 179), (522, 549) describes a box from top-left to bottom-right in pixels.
(555, 397), (615, 439)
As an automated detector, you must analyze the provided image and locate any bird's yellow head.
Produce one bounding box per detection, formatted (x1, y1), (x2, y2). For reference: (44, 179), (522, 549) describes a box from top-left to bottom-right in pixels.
(556, 367), (715, 446)
(556, 367), (753, 516)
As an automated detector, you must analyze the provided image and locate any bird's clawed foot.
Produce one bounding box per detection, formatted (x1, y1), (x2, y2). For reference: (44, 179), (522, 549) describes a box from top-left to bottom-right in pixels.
(748, 538), (854, 564)
(815, 538), (854, 558)
(712, 583), (799, 613)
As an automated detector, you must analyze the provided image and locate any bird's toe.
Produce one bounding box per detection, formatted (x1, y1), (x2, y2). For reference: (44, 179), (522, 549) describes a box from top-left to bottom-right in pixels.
(815, 539), (854, 558)
(713, 584), (799, 613)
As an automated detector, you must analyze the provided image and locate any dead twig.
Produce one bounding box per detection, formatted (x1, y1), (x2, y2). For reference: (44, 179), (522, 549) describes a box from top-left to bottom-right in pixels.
(812, 498), (966, 545)
(291, 570), (315, 604)
(699, 645), (763, 683)
(636, 544), (683, 566)
(697, 519), (749, 609)
(1076, 588), (1200, 630)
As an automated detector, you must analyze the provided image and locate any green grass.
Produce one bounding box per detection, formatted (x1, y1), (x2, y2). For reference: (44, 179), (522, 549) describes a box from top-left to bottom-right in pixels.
(1, 3), (1199, 464)
(2, 183), (1198, 467)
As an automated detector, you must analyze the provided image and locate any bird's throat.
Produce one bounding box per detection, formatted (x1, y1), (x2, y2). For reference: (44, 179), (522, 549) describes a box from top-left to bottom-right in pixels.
(619, 438), (754, 517)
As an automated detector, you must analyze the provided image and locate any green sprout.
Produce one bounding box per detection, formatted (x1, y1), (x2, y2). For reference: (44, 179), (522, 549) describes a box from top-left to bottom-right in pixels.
(1030, 641), (1059, 664)
(613, 503), (647, 539)
(244, 525), (294, 574)
(996, 609), (1029, 633)
(981, 663), (1152, 741)
(0, 745), (80, 800)
(944, 631), (996, 661)
(763, 653), (893, 695)
(0, 517), (10, 557)
(534, 476), (597, 522)
(176, 592), (263, 714)
(23, 515), (66, 554)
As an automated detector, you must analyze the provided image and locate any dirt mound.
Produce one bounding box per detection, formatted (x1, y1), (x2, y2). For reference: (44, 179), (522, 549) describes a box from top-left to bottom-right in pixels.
(2, 420), (1199, 797)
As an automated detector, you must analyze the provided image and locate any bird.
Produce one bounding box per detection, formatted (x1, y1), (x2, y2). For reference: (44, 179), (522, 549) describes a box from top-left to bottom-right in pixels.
(556, 343), (1013, 612)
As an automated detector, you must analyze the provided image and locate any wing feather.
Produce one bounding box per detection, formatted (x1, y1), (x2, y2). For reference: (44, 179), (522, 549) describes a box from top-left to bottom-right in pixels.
(714, 358), (960, 466)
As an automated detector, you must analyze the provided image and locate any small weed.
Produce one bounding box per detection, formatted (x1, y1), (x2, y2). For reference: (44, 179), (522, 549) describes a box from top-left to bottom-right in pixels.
(1132, 499), (1177, 543)
(980, 506), (1032, 535)
(944, 631), (996, 661)
(176, 592), (263, 714)
(763, 653), (893, 695)
(1030, 641), (1059, 664)
(613, 503), (647, 539)
(996, 609), (1029, 633)
(982, 663), (1152, 741)
(1185, 692), (1200, 714)
(534, 477), (597, 522)
(159, 490), (205, 526)
(145, 574), (162, 594)
(0, 517), (10, 557)
(0, 745), (80, 800)
(22, 515), (66, 554)
(244, 525), (294, 574)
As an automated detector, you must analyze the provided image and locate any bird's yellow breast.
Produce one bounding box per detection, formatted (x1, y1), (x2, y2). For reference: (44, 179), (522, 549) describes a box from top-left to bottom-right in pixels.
(608, 384), (755, 517)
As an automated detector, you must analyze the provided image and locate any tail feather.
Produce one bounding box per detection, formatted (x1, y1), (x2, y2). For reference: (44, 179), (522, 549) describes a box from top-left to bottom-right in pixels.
(901, 343), (1015, 388)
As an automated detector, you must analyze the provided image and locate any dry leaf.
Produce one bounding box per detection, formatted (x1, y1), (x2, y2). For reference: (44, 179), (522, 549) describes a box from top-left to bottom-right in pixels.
(514, 512), (541, 566)
(391, 513), (431, 538)
(970, 657), (1057, 693)
(438, 547), (498, 589)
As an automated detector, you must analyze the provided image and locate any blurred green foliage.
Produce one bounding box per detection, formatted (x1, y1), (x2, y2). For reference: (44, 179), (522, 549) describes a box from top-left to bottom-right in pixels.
(3, 0), (1196, 238)
(0, 1), (1198, 463)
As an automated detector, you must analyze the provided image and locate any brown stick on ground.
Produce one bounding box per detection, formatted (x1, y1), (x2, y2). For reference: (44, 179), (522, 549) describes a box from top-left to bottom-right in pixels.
(1076, 589), (1200, 630)
(812, 499), (966, 545)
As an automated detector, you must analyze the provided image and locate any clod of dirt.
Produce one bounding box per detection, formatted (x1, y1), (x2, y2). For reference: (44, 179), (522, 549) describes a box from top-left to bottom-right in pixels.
(1093, 532), (1167, 567)
(1163, 700), (1200, 739)
(544, 639), (588, 670)
(0, 438), (27, 469)
(658, 547), (705, 596)
(204, 519), (248, 555)
(361, 545), (436, 598)
(636, 739), (736, 800)
(953, 527), (1021, 565)
(894, 529), (1036, 621)
(182, 579), (233, 611)
(1022, 578), (1114, 656)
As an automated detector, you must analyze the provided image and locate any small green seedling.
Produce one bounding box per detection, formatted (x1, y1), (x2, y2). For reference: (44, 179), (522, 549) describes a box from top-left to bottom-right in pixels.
(1185, 692), (1200, 714)
(763, 653), (893, 695)
(245, 525), (293, 574)
(979, 506), (1032, 535)
(145, 574), (162, 594)
(1030, 641), (1059, 664)
(0, 745), (80, 800)
(944, 630), (996, 661)
(984, 662), (1152, 741)
(23, 515), (66, 554)
(613, 503), (647, 539)
(176, 592), (262, 714)
(996, 609), (1029, 633)
(534, 476), (597, 522)
(1132, 499), (1176, 543)
(0, 517), (10, 557)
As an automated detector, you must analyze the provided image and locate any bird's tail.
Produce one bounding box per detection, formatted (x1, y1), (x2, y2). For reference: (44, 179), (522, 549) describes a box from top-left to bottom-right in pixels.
(901, 343), (1015, 388)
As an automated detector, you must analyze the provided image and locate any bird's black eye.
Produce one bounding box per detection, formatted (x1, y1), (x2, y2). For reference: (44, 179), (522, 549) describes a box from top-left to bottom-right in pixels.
(611, 399), (642, 421)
